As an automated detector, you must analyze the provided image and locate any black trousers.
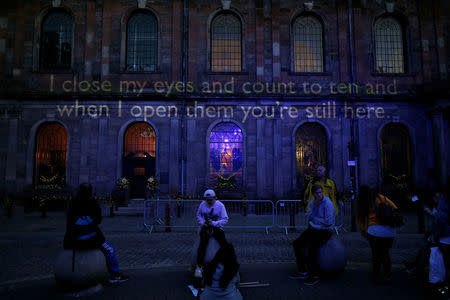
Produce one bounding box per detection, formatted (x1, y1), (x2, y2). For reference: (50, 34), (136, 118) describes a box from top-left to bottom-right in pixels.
(293, 227), (332, 276)
(197, 226), (228, 266)
(367, 234), (394, 278)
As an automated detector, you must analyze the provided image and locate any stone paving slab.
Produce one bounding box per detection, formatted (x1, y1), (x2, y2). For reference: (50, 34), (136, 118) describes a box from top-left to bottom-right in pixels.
(0, 263), (431, 300)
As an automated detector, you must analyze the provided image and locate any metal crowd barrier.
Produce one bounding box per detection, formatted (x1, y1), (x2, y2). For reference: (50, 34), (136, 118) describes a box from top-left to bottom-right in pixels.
(275, 200), (346, 235)
(143, 199), (275, 234)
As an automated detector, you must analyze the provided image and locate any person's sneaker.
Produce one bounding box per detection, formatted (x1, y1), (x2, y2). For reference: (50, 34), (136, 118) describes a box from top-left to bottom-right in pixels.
(304, 276), (319, 286)
(108, 273), (129, 284)
(289, 271), (308, 279)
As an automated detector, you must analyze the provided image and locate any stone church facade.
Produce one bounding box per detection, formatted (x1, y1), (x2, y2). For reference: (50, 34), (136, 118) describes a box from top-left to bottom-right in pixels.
(0, 0), (449, 202)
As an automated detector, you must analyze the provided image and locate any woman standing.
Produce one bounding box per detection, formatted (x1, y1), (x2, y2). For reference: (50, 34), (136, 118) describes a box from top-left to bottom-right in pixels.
(357, 185), (398, 283)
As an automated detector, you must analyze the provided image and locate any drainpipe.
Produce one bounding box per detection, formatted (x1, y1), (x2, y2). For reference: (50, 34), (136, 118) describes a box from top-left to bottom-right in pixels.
(180, 0), (189, 199)
(347, 0), (359, 231)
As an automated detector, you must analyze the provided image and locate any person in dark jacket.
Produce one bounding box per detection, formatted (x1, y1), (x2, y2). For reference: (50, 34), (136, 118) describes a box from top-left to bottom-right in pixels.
(64, 183), (128, 283)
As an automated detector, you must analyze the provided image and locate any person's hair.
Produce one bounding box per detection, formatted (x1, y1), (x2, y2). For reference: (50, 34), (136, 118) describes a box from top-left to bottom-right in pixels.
(357, 185), (377, 220)
(311, 184), (322, 194)
(203, 243), (239, 290)
(69, 183), (97, 215)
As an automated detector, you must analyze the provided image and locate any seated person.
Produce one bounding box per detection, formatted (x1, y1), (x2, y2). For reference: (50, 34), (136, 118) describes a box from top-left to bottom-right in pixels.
(290, 185), (335, 285)
(201, 243), (242, 300)
(196, 189), (229, 268)
(64, 183), (128, 284)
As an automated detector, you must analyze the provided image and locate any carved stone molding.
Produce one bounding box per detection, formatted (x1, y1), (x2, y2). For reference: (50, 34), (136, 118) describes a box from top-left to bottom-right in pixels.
(221, 0), (231, 10)
(52, 0), (61, 7)
(137, 0), (147, 9)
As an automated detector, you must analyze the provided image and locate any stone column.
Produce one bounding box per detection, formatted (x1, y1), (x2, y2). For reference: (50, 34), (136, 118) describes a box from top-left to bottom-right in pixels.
(169, 118), (180, 194)
(5, 118), (18, 192)
(273, 118), (282, 198)
(256, 118), (265, 198)
(432, 111), (447, 188)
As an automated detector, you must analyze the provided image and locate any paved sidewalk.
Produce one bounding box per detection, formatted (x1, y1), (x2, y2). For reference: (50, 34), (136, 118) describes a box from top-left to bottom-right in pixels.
(0, 212), (424, 285)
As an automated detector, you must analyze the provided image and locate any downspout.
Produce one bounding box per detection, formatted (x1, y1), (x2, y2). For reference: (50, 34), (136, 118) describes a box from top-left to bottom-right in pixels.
(180, 0), (189, 198)
(347, 0), (360, 231)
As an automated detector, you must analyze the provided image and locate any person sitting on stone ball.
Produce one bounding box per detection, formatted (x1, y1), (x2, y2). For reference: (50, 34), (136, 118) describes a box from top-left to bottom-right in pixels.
(63, 183), (129, 284)
(290, 185), (335, 285)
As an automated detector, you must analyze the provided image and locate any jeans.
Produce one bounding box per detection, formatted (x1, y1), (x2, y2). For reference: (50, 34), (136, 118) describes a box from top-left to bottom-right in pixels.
(367, 234), (394, 278)
(293, 227), (332, 276)
(100, 241), (120, 274)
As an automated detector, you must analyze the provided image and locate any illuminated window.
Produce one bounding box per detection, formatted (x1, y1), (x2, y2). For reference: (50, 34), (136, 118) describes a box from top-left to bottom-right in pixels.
(296, 123), (327, 183)
(211, 13), (242, 72)
(374, 17), (405, 73)
(293, 15), (324, 72)
(124, 122), (156, 157)
(34, 122), (68, 185)
(380, 123), (411, 181)
(209, 123), (243, 181)
(40, 10), (73, 70)
(126, 11), (158, 72)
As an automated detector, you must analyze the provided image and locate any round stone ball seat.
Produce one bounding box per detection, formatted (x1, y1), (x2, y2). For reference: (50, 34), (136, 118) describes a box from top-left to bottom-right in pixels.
(54, 249), (109, 290)
(317, 235), (347, 275)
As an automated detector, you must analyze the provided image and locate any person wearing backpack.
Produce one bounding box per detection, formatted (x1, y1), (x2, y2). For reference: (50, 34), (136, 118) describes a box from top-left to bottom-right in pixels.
(63, 183), (129, 284)
(357, 185), (400, 284)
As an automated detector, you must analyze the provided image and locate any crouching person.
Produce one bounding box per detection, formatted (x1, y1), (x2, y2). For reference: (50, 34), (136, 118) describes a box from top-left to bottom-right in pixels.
(64, 183), (129, 284)
(201, 243), (243, 300)
(290, 185), (335, 285)
(196, 189), (229, 268)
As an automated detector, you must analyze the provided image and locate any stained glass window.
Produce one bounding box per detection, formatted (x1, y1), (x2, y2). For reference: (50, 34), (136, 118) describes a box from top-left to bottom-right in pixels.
(40, 10), (73, 70)
(296, 123), (327, 182)
(127, 11), (158, 72)
(34, 122), (68, 185)
(380, 123), (411, 180)
(211, 13), (242, 72)
(124, 122), (156, 157)
(209, 123), (243, 181)
(375, 17), (405, 73)
(293, 15), (324, 72)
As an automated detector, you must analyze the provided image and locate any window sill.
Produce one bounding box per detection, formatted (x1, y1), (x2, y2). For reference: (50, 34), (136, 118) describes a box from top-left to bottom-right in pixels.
(33, 70), (74, 74)
(370, 72), (416, 77)
(206, 71), (249, 76)
(121, 70), (163, 74)
(288, 71), (332, 76)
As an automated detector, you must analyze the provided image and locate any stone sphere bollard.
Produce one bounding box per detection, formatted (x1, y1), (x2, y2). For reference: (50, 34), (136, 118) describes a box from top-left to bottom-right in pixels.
(317, 235), (347, 274)
(54, 249), (109, 291)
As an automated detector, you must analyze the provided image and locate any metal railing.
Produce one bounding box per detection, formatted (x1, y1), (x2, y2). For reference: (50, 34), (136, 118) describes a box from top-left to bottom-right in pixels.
(143, 199), (346, 235)
(144, 199), (275, 234)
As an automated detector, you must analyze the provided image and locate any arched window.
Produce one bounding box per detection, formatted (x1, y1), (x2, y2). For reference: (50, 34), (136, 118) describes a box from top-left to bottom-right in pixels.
(374, 16), (405, 73)
(34, 122), (68, 185)
(209, 123), (243, 183)
(123, 122), (156, 158)
(126, 11), (158, 72)
(295, 123), (327, 185)
(293, 15), (324, 72)
(211, 13), (242, 72)
(40, 10), (73, 70)
(380, 123), (411, 182)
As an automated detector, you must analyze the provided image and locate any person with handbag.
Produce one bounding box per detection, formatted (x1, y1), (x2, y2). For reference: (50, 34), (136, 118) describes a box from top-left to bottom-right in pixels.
(63, 183), (129, 284)
(357, 185), (401, 284)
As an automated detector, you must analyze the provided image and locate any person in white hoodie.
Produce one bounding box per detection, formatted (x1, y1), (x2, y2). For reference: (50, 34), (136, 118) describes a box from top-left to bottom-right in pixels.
(196, 189), (229, 267)
(289, 184), (335, 285)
